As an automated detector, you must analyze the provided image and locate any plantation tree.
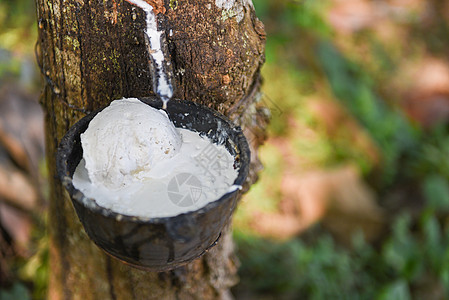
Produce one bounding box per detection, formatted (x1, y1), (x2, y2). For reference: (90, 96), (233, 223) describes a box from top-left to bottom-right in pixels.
(35, 0), (266, 298)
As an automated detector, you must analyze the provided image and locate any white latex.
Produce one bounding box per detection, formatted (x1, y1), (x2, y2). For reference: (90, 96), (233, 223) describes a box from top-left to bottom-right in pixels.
(125, 0), (173, 107)
(74, 127), (238, 218)
(81, 98), (181, 190)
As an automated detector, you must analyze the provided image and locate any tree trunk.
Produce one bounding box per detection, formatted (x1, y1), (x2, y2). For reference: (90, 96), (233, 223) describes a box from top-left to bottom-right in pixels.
(35, 0), (266, 298)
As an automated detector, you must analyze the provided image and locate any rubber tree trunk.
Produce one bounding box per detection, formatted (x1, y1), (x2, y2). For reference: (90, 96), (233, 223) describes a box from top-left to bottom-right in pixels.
(35, 0), (266, 298)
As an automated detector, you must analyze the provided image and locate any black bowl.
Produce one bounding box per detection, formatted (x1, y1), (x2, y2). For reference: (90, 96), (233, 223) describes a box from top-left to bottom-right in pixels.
(56, 97), (250, 271)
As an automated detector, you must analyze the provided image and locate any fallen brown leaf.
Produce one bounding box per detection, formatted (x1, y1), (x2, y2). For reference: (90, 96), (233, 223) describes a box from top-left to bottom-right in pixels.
(400, 58), (449, 127)
(0, 83), (44, 174)
(0, 202), (32, 256)
(252, 165), (385, 243)
(0, 163), (38, 212)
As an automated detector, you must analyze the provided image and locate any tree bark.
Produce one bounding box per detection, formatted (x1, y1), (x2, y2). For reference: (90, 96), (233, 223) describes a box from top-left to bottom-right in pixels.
(35, 0), (266, 298)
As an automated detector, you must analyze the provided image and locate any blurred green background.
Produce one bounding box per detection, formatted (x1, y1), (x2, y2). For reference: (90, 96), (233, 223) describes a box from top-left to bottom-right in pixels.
(2, 0), (449, 299)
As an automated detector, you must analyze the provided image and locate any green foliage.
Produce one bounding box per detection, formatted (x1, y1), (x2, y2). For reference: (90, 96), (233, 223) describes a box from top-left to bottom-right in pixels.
(253, 0), (330, 66)
(284, 0), (331, 37)
(236, 204), (449, 299)
(422, 174), (449, 211)
(246, 0), (449, 298)
(410, 126), (449, 181)
(235, 230), (380, 299)
(235, 231), (364, 298)
(317, 41), (419, 185)
(253, 0), (426, 184)
(0, 0), (37, 53)
(20, 237), (49, 300)
(377, 280), (411, 300)
(253, 0), (331, 36)
(0, 282), (31, 300)
(0, 0), (37, 84)
(0, 49), (22, 79)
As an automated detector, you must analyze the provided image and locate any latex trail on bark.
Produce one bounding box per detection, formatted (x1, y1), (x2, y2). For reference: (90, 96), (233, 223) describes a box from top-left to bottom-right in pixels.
(126, 0), (173, 109)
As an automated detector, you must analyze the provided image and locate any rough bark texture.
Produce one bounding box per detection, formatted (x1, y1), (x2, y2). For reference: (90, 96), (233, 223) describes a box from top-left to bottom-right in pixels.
(35, 0), (266, 299)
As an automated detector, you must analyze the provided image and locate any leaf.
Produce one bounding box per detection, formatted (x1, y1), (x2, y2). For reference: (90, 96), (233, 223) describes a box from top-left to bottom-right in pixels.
(377, 280), (411, 300)
(0, 282), (30, 300)
(423, 174), (449, 211)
